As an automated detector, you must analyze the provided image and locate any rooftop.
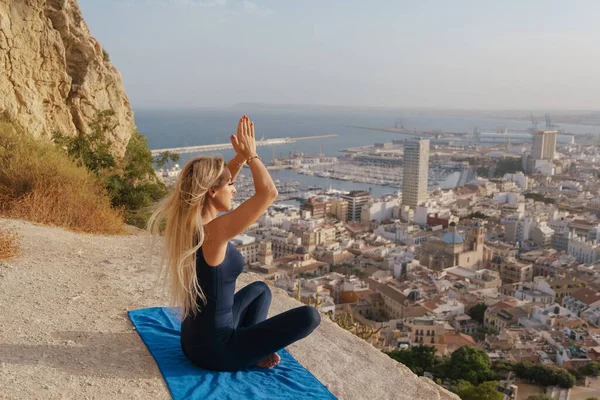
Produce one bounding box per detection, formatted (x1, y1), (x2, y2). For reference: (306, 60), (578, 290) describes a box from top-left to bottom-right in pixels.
(442, 231), (464, 244)
(569, 288), (600, 305)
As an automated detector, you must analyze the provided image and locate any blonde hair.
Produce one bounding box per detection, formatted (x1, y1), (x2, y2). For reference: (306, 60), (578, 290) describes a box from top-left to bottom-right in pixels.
(148, 155), (227, 319)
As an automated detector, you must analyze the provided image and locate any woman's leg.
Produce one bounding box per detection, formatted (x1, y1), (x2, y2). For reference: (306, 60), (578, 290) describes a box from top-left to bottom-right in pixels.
(228, 305), (321, 371)
(231, 281), (272, 329)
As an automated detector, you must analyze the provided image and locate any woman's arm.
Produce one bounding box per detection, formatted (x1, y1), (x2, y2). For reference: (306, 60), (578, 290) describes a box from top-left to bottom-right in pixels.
(227, 153), (246, 182)
(208, 116), (278, 242)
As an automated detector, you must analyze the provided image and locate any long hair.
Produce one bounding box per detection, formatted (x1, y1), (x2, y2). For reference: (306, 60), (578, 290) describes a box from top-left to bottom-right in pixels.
(148, 155), (227, 319)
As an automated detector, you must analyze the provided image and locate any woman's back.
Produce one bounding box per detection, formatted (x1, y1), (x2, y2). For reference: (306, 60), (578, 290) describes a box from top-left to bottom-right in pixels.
(181, 242), (244, 339)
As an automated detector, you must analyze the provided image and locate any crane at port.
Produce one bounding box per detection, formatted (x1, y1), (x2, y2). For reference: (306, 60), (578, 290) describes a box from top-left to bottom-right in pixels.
(545, 113), (560, 129)
(394, 117), (406, 130)
(530, 112), (538, 130)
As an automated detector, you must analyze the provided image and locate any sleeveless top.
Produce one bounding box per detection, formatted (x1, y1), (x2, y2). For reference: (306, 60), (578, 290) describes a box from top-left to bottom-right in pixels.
(180, 241), (245, 344)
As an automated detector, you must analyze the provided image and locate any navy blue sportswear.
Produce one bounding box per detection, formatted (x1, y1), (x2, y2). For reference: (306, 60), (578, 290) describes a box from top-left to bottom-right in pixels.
(181, 242), (321, 372)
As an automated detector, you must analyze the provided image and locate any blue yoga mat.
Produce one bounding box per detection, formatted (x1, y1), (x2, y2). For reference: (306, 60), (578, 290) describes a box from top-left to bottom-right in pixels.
(128, 307), (336, 400)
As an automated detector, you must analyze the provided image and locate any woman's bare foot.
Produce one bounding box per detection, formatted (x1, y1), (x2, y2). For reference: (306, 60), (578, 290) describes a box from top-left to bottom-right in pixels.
(255, 353), (281, 368)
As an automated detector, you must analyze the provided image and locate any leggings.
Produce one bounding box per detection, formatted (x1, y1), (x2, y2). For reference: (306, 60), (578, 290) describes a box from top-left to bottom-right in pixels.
(185, 281), (321, 372)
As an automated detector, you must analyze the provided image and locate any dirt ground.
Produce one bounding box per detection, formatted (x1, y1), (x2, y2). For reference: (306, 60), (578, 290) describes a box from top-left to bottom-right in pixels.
(0, 218), (170, 399)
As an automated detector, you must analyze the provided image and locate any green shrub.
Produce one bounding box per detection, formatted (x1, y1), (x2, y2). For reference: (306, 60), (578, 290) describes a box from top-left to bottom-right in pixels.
(52, 111), (174, 228)
(445, 346), (494, 385)
(52, 110), (117, 175)
(467, 303), (487, 324)
(526, 395), (553, 400)
(456, 381), (503, 400)
(105, 131), (168, 227)
(513, 362), (576, 389)
(386, 345), (441, 376)
(578, 361), (600, 376)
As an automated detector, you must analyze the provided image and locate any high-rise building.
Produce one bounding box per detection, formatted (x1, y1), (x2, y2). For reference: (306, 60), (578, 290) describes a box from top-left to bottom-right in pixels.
(329, 198), (348, 222)
(402, 138), (429, 209)
(300, 197), (328, 219)
(340, 191), (370, 222)
(531, 130), (557, 160)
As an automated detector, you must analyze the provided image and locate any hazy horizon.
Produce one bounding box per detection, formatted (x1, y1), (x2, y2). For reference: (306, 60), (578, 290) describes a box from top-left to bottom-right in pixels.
(80, 1), (600, 111)
(131, 102), (600, 114)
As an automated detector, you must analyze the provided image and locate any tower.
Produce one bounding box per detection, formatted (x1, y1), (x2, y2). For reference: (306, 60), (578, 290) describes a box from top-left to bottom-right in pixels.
(531, 130), (557, 160)
(402, 138), (430, 209)
(472, 223), (484, 251)
(258, 241), (273, 266)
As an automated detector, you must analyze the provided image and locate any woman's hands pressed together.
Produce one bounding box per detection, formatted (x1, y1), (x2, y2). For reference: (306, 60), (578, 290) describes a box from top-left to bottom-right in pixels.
(230, 115), (257, 160)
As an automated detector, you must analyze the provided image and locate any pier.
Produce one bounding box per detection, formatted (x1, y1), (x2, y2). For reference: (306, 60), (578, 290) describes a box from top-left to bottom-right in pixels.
(150, 134), (339, 156)
(348, 125), (470, 137)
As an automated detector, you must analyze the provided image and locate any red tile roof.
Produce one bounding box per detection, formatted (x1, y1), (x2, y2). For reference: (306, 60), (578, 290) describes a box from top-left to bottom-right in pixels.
(570, 288), (600, 305)
(442, 333), (477, 346)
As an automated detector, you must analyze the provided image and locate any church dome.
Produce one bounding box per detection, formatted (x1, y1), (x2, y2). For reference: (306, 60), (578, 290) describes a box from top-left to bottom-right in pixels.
(408, 290), (422, 301)
(442, 231), (464, 244)
(295, 246), (308, 255)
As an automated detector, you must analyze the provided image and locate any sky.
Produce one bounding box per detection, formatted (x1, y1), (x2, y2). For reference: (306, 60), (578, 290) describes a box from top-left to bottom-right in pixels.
(78, 0), (600, 110)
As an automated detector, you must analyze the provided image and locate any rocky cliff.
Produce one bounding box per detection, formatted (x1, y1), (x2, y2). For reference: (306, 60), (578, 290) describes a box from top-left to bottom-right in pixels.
(0, 0), (134, 157)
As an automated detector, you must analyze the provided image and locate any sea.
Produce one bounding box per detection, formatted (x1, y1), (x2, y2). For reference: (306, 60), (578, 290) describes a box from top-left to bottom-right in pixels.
(136, 107), (600, 198)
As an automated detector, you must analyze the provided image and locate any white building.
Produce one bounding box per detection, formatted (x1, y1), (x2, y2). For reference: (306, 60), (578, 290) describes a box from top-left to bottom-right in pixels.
(531, 223), (555, 248)
(361, 197), (401, 223)
(534, 159), (555, 176)
(402, 138), (429, 209)
(493, 192), (520, 204)
(514, 278), (556, 304)
(568, 234), (600, 264)
(532, 130), (557, 160)
(503, 172), (529, 190)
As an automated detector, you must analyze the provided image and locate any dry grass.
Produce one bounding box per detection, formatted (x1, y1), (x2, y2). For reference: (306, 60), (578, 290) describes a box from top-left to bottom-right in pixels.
(0, 228), (18, 260)
(0, 121), (125, 234)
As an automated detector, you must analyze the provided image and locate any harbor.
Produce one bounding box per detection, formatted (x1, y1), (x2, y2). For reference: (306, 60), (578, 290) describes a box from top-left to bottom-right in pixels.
(157, 142), (474, 202)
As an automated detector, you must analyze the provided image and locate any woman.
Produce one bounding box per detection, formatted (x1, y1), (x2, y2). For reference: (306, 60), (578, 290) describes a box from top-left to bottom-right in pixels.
(148, 115), (321, 372)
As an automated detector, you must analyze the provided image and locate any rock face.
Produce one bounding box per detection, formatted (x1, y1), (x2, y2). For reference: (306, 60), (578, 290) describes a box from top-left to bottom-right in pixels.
(0, 0), (134, 157)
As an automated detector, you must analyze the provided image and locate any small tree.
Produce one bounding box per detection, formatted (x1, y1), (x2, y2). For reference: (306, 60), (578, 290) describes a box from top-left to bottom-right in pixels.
(467, 303), (487, 324)
(387, 345), (440, 376)
(52, 110), (117, 175)
(579, 361), (600, 377)
(445, 346), (494, 384)
(153, 150), (180, 168)
(457, 381), (503, 400)
(476, 166), (490, 178)
(526, 395), (553, 400)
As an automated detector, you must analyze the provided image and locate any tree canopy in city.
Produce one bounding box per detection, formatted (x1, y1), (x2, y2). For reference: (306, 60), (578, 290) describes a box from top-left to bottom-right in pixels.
(456, 381), (503, 400)
(386, 345), (440, 376)
(467, 303), (487, 324)
(445, 346), (494, 384)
